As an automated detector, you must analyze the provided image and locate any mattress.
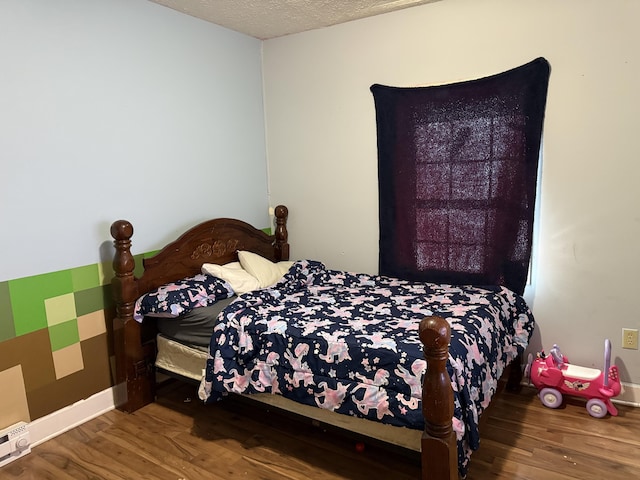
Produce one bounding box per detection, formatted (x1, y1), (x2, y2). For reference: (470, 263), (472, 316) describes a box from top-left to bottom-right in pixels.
(156, 334), (208, 381)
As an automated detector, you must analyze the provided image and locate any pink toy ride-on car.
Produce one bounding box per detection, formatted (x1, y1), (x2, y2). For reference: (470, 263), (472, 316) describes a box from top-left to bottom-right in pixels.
(525, 339), (621, 418)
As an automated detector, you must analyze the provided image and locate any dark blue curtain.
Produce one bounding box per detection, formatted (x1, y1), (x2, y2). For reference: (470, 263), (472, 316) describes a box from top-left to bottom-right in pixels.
(371, 58), (550, 295)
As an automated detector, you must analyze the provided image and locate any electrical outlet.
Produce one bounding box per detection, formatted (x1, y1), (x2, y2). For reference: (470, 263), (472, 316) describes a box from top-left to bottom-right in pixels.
(622, 328), (639, 350)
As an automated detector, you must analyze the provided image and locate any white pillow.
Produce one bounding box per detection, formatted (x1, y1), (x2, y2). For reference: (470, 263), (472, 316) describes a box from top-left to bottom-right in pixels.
(238, 251), (294, 288)
(277, 261), (295, 276)
(201, 262), (260, 295)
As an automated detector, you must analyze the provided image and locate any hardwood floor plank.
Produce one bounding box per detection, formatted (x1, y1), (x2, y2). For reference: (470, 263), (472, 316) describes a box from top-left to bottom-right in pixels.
(1, 381), (637, 480)
(21, 439), (131, 480)
(470, 386), (639, 480)
(0, 454), (78, 480)
(174, 399), (417, 479)
(98, 423), (229, 479)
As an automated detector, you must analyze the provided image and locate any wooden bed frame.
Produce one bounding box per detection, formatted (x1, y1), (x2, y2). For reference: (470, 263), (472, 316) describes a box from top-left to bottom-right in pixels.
(110, 205), (470, 480)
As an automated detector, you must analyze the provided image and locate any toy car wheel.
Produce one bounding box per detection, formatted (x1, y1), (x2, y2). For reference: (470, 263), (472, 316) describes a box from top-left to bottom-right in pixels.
(539, 388), (563, 409)
(586, 398), (608, 418)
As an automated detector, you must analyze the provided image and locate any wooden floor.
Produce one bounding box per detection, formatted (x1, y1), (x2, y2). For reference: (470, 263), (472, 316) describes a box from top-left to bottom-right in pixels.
(1, 381), (638, 479)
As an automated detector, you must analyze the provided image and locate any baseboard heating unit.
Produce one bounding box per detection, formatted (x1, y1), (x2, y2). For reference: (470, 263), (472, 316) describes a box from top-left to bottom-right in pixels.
(0, 422), (31, 467)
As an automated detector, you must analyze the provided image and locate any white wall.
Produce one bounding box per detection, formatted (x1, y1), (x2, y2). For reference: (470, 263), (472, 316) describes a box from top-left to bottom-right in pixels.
(263, 0), (640, 385)
(0, 0), (269, 281)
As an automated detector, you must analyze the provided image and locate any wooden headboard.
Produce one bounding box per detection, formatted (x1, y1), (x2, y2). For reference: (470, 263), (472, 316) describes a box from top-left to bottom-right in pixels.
(110, 205), (289, 412)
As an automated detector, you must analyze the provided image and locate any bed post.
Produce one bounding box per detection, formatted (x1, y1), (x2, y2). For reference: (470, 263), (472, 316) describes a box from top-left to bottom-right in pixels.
(273, 205), (289, 261)
(420, 316), (457, 480)
(111, 220), (155, 413)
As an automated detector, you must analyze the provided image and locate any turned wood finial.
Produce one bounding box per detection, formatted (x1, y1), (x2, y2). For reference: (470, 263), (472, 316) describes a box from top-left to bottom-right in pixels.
(273, 205), (290, 261)
(274, 204), (288, 222)
(419, 316), (451, 357)
(111, 219), (133, 242)
(111, 220), (135, 278)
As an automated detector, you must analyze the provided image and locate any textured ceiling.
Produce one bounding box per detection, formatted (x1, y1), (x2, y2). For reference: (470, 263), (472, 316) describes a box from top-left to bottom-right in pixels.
(149, 0), (440, 40)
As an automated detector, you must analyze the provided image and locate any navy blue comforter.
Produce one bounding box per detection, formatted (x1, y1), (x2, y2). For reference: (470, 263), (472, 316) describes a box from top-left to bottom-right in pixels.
(200, 260), (534, 476)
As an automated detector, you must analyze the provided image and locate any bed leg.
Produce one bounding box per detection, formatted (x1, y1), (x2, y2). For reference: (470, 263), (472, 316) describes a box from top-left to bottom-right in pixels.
(419, 316), (458, 480)
(111, 220), (155, 413)
(506, 353), (523, 392)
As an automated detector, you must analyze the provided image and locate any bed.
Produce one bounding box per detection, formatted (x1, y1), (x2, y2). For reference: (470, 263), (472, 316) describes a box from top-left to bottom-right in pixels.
(110, 205), (535, 480)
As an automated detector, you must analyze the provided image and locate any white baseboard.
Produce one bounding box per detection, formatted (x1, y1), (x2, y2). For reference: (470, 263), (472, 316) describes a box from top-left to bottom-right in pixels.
(615, 382), (640, 408)
(28, 387), (116, 448)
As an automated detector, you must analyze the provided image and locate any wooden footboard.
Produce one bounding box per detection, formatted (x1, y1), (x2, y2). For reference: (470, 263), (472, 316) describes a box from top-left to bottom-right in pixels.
(420, 316), (458, 480)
